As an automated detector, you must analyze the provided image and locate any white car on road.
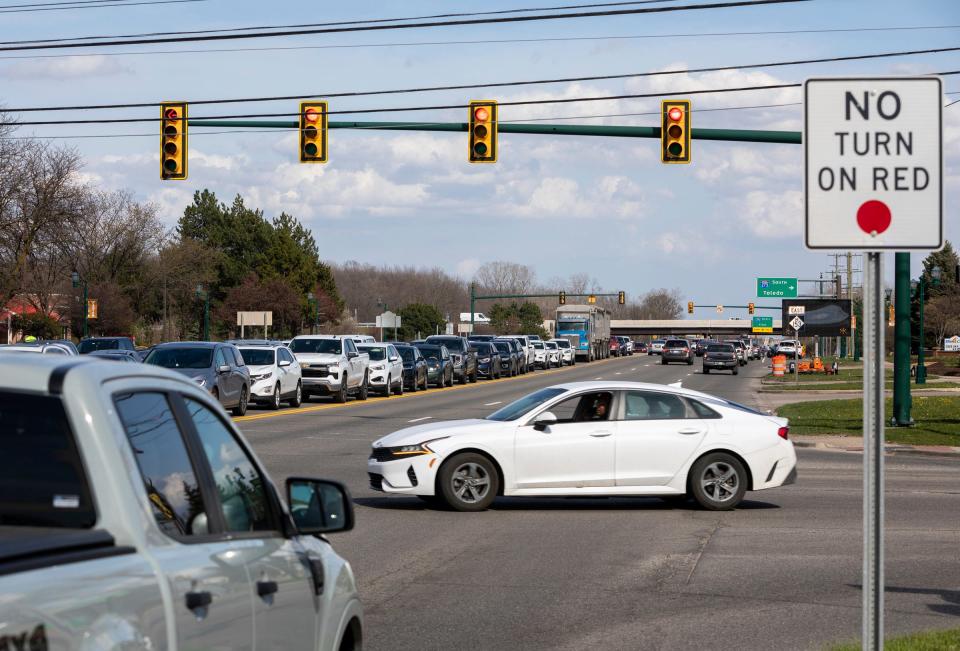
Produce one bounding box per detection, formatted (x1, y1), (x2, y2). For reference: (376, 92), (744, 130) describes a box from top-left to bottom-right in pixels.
(238, 344), (304, 409)
(368, 381), (796, 511)
(550, 338), (575, 366)
(289, 335), (370, 402)
(544, 340), (561, 368)
(531, 340), (548, 368)
(358, 343), (404, 396)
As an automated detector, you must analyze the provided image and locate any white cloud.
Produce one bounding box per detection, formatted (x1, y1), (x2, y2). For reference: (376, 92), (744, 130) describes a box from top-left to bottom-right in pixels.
(0, 55), (132, 80)
(738, 190), (803, 238)
(456, 258), (481, 278)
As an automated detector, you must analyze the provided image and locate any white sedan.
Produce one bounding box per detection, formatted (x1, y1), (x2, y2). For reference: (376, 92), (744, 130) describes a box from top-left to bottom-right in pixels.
(368, 381), (796, 511)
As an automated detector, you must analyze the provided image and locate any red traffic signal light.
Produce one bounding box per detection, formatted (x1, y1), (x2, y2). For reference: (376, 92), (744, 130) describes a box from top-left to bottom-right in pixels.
(661, 99), (691, 164)
(469, 100), (498, 163)
(160, 102), (187, 180)
(299, 101), (328, 163)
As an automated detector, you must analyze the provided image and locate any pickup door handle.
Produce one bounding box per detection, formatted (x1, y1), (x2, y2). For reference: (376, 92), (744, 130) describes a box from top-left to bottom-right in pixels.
(185, 590), (212, 611)
(677, 428), (704, 435)
(257, 580), (279, 598)
(589, 431), (613, 438)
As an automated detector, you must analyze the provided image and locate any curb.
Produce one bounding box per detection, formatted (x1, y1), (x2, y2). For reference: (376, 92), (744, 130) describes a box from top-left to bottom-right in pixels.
(793, 440), (960, 459)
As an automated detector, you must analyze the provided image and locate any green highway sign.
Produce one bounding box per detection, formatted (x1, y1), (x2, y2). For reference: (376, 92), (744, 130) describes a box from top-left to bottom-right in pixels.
(752, 316), (773, 333)
(757, 277), (797, 298)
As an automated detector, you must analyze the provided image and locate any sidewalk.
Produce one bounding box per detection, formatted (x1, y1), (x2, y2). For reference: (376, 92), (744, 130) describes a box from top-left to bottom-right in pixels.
(755, 388), (960, 411)
(792, 434), (960, 458)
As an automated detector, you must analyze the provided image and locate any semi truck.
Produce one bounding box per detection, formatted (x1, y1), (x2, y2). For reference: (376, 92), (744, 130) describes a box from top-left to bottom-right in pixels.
(555, 305), (611, 362)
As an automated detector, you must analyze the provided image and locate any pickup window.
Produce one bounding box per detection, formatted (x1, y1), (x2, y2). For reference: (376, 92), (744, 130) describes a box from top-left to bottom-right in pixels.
(116, 392), (210, 537)
(290, 338), (342, 354)
(185, 399), (273, 533)
(0, 392), (95, 528)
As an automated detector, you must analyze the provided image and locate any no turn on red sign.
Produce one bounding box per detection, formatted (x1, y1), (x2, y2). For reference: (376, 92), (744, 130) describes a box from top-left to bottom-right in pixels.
(804, 77), (943, 250)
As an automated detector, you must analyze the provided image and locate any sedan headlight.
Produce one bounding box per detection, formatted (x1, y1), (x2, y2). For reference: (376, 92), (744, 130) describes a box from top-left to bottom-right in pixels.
(250, 372), (272, 382)
(370, 437), (448, 461)
(480, 357), (491, 363)
(370, 362), (386, 371)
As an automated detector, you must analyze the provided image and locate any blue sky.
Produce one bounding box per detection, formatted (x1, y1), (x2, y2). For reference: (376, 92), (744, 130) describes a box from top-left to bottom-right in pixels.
(3, 0), (959, 318)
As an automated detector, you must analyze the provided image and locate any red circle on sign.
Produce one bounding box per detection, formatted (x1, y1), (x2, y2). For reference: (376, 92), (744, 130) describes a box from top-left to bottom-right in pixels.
(856, 200), (891, 235)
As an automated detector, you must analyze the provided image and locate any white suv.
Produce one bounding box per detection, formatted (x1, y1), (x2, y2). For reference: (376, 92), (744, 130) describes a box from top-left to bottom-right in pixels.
(550, 338), (575, 366)
(358, 343), (404, 396)
(238, 344), (303, 410)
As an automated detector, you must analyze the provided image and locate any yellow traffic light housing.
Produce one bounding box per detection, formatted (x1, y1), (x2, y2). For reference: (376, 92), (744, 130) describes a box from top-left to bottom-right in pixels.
(748, 302), (756, 315)
(618, 291), (625, 305)
(160, 102), (187, 180)
(661, 99), (691, 164)
(687, 301), (694, 314)
(588, 294), (597, 305)
(299, 101), (328, 163)
(559, 291), (566, 305)
(469, 100), (498, 163)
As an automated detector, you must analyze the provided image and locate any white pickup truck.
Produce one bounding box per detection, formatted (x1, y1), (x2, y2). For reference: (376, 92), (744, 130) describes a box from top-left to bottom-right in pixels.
(0, 356), (363, 651)
(289, 335), (371, 402)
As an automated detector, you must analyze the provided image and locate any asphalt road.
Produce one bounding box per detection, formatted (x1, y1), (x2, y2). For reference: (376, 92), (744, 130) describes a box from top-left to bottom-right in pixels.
(237, 354), (960, 651)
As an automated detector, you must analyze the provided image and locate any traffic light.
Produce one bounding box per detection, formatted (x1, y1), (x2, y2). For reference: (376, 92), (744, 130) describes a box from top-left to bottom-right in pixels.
(618, 291), (625, 305)
(748, 302), (755, 315)
(299, 101), (328, 163)
(559, 291), (566, 305)
(687, 301), (694, 314)
(661, 99), (691, 164)
(160, 102), (187, 180)
(469, 100), (497, 163)
(588, 294), (597, 305)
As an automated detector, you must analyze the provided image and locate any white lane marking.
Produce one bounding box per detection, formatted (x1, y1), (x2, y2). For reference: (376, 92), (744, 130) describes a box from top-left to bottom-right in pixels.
(594, 376), (603, 380)
(407, 416), (433, 423)
(615, 372), (622, 376)
(630, 367), (636, 371)
(687, 373), (693, 376)
(484, 401), (502, 406)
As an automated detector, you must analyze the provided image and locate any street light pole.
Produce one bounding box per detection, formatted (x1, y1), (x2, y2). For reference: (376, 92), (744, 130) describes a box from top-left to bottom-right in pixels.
(196, 285), (209, 340)
(307, 292), (319, 334)
(915, 265), (942, 385)
(892, 253), (912, 426)
(71, 271), (88, 340)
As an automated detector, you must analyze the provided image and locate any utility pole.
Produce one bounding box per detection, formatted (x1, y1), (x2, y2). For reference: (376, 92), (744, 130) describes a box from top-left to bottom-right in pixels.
(892, 253), (912, 426)
(845, 251), (854, 358)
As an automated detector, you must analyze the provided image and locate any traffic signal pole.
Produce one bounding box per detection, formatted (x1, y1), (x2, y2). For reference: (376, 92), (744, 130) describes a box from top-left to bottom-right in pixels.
(892, 253), (912, 426)
(189, 120), (802, 145)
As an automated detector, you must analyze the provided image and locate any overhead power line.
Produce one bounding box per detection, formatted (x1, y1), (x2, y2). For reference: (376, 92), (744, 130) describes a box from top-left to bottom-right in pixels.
(4, 45), (959, 114)
(9, 70), (960, 126)
(0, 0), (811, 53)
(0, 0), (206, 13)
(7, 92), (960, 139)
(1, 0), (681, 44)
(4, 24), (958, 59)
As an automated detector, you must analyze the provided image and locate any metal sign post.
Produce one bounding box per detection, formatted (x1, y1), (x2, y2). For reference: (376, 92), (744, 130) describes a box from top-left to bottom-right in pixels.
(862, 252), (885, 650)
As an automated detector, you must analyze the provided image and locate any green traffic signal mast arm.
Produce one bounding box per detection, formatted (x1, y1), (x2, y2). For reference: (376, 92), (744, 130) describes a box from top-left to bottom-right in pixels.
(692, 304), (781, 310)
(188, 120), (801, 145)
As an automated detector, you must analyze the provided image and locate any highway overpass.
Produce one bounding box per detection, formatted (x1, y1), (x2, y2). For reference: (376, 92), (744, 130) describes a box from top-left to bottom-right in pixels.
(611, 319), (783, 337)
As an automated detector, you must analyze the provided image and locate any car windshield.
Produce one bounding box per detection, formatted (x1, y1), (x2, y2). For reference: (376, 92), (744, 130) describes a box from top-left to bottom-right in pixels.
(145, 347), (213, 369)
(427, 337), (464, 352)
(290, 338), (342, 354)
(554, 340), (570, 348)
(532, 341), (544, 349)
(418, 346), (441, 360)
(494, 342), (510, 353)
(557, 320), (587, 331)
(398, 348), (416, 362)
(487, 387), (567, 422)
(360, 346), (386, 361)
(78, 339), (119, 353)
(238, 349), (275, 366)
(546, 342), (557, 349)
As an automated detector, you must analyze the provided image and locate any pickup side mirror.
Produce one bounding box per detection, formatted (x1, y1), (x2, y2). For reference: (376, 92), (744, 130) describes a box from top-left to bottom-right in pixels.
(278, 360), (291, 367)
(347, 351), (358, 359)
(389, 356), (399, 362)
(532, 411), (558, 432)
(286, 478), (354, 534)
(217, 364), (231, 374)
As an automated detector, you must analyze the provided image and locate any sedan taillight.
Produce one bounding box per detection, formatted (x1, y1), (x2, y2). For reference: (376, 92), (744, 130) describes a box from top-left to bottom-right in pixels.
(777, 426), (789, 440)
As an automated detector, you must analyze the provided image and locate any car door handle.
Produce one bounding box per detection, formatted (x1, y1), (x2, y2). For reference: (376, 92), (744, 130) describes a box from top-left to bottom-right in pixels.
(185, 590), (212, 612)
(257, 580), (279, 598)
(589, 431), (613, 438)
(677, 427), (704, 435)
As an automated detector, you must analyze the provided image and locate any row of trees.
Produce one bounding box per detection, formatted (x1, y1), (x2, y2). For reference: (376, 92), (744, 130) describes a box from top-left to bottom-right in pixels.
(0, 125), (343, 342)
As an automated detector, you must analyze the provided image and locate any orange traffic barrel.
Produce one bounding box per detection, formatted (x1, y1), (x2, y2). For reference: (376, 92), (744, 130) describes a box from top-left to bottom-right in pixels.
(772, 354), (787, 377)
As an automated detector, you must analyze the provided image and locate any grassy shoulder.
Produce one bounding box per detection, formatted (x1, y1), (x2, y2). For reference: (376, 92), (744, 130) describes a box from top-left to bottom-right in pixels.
(829, 627), (960, 650)
(765, 381), (956, 392)
(777, 396), (960, 446)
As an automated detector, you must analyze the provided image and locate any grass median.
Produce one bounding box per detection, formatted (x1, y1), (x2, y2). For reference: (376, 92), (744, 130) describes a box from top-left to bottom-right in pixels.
(829, 627), (960, 650)
(764, 381), (956, 391)
(777, 396), (960, 446)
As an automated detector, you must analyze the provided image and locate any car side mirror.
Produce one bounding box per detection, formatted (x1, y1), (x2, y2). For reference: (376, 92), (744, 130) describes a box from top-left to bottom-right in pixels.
(347, 351), (358, 359)
(390, 356), (399, 362)
(286, 478), (354, 534)
(533, 412), (558, 432)
(279, 360), (291, 367)
(218, 364), (231, 373)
